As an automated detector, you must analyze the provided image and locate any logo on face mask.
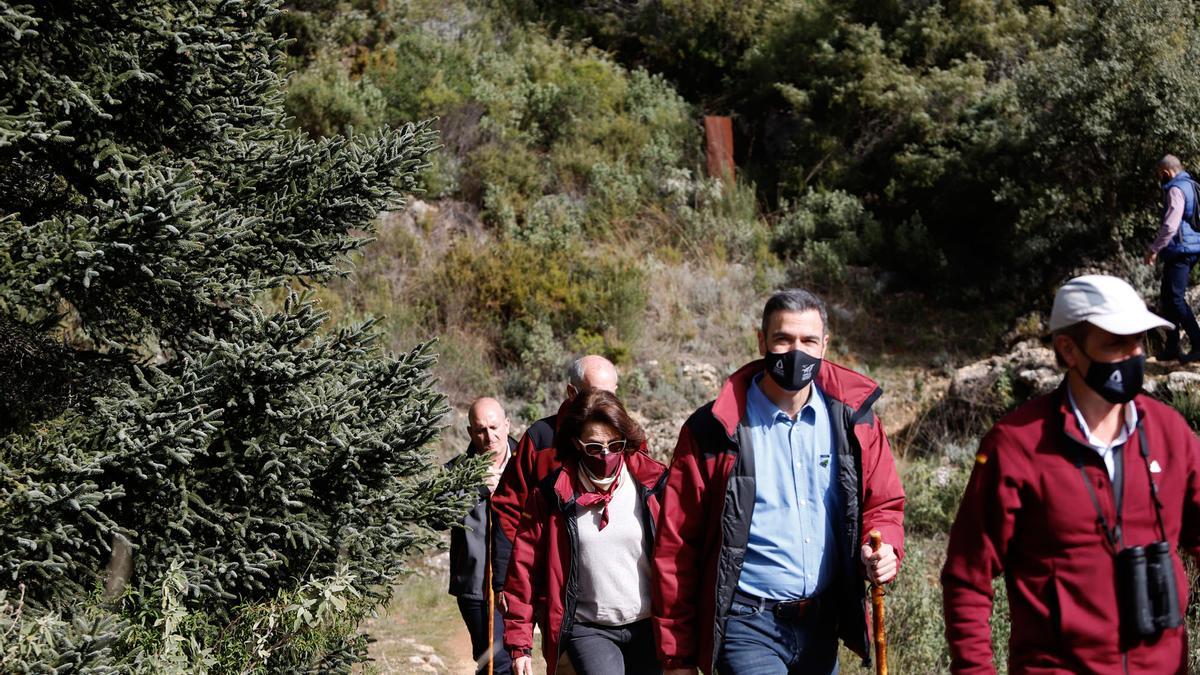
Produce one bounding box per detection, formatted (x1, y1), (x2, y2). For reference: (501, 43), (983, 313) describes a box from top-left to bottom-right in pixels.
(1081, 353), (1144, 405)
(765, 350), (822, 392)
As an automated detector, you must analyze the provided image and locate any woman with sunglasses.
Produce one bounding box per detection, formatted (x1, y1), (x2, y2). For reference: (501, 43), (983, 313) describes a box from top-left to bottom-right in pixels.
(503, 389), (667, 675)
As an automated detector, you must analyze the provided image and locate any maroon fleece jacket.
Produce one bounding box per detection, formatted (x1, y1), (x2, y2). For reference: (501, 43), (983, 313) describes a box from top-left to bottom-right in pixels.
(943, 385), (1200, 674)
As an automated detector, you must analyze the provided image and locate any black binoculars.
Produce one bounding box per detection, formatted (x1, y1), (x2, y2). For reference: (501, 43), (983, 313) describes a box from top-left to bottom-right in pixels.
(1116, 541), (1182, 638)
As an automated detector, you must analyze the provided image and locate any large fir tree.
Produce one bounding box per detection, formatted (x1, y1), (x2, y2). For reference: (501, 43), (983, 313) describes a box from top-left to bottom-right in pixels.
(0, 1), (477, 670)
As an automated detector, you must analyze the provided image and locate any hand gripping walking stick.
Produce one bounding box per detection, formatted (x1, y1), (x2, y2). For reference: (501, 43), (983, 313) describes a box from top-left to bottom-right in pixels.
(869, 530), (888, 675)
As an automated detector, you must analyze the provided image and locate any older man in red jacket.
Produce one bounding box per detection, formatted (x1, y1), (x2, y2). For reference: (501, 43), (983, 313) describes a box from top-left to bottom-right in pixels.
(943, 274), (1200, 674)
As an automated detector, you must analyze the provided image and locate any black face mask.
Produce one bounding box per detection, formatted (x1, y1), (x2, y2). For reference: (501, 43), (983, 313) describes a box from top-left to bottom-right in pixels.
(1080, 353), (1145, 405)
(765, 349), (822, 391)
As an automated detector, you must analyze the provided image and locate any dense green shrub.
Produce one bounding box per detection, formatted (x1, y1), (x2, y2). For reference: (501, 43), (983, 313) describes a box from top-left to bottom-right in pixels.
(432, 238), (646, 361)
(285, 55), (387, 137)
(901, 447), (976, 538)
(774, 189), (883, 282)
(0, 0), (477, 670)
(499, 0), (776, 105)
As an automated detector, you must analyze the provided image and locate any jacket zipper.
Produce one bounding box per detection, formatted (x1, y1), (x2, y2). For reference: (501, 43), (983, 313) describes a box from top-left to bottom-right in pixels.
(557, 497), (579, 675)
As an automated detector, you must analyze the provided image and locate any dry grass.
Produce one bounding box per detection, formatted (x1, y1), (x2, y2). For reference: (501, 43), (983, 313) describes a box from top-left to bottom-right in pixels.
(358, 569), (473, 674)
(359, 558), (552, 674)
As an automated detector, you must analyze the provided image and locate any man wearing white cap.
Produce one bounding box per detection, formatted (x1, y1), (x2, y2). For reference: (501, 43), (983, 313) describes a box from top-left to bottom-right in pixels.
(942, 275), (1200, 674)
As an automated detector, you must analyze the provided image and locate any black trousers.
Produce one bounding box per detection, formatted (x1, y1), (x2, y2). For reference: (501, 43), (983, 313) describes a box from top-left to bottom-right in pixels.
(564, 618), (661, 675)
(1161, 252), (1200, 355)
(457, 596), (511, 675)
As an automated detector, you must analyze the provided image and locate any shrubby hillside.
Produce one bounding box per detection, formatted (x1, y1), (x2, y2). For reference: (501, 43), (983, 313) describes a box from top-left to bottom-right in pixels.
(5, 0), (1199, 672)
(274, 0), (1200, 671)
(279, 0), (788, 443)
(507, 0), (1200, 303)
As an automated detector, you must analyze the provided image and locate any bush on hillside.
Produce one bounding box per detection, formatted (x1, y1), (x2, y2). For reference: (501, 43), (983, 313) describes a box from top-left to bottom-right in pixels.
(299, 17), (713, 251)
(431, 238), (646, 366)
(774, 189), (883, 283)
(285, 54), (387, 137)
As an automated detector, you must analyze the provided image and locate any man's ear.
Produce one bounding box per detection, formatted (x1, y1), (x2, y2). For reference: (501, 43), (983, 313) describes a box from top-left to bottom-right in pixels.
(1054, 334), (1081, 370)
(566, 384), (578, 400)
(757, 329), (766, 357)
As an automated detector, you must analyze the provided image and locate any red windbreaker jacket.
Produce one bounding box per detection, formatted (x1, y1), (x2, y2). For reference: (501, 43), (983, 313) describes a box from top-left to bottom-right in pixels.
(502, 450), (668, 674)
(491, 402), (567, 591)
(653, 359), (906, 673)
(943, 385), (1200, 674)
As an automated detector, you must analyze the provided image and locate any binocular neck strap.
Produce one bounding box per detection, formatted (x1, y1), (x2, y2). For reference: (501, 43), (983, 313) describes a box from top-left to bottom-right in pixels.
(1136, 423), (1169, 542)
(1072, 443), (1123, 549)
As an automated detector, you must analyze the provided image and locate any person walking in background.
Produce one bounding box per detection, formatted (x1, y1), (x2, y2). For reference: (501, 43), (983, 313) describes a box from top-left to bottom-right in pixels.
(448, 397), (516, 675)
(943, 275), (1200, 673)
(491, 355), (620, 609)
(503, 390), (666, 675)
(653, 289), (905, 675)
(1146, 154), (1200, 362)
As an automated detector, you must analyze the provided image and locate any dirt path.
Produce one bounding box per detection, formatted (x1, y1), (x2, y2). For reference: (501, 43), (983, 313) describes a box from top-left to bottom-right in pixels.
(360, 556), (477, 673)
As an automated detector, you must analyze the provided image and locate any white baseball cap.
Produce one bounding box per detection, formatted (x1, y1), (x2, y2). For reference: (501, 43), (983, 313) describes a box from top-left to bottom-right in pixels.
(1049, 274), (1173, 334)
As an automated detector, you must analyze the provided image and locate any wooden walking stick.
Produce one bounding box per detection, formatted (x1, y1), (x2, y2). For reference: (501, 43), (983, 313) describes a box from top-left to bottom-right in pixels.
(869, 530), (888, 675)
(486, 499), (495, 675)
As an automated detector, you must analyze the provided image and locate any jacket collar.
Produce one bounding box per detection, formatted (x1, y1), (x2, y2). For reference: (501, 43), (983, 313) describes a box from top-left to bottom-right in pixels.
(711, 358), (883, 438)
(1166, 170), (1193, 191)
(1054, 380), (1145, 449)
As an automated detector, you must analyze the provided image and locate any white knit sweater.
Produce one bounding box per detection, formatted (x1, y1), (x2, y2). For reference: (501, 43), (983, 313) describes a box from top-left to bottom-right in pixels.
(573, 464), (653, 625)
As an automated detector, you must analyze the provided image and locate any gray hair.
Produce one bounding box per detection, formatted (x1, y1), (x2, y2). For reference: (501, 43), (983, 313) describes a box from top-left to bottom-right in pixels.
(567, 357), (586, 388)
(1158, 154), (1183, 172)
(761, 288), (828, 336)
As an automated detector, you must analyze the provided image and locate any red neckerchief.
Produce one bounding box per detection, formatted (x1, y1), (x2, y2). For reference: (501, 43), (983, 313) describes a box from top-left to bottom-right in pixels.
(576, 469), (620, 531)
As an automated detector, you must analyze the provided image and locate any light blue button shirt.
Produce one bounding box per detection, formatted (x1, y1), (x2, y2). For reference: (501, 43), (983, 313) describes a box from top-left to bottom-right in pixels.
(737, 374), (840, 600)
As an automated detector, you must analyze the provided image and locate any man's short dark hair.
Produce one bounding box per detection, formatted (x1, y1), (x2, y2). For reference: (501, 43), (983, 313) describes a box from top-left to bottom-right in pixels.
(761, 289), (828, 336)
(1052, 321), (1093, 368)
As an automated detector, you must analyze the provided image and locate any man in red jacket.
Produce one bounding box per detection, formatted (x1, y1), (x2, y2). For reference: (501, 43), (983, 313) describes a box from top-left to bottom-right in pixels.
(491, 355), (619, 609)
(654, 289), (905, 675)
(943, 274), (1200, 674)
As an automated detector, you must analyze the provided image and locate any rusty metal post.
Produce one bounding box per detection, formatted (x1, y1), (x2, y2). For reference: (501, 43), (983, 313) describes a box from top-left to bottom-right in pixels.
(704, 115), (735, 183)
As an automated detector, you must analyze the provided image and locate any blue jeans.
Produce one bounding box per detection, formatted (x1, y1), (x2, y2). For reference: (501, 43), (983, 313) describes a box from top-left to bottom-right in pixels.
(716, 600), (839, 675)
(1161, 252), (1200, 355)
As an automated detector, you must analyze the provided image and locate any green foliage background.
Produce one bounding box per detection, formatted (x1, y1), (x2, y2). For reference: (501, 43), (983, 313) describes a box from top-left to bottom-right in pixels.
(7, 0), (1200, 671)
(509, 0), (1200, 304)
(271, 0), (1200, 671)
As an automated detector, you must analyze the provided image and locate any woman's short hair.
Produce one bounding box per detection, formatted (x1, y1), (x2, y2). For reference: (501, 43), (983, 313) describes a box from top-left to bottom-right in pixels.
(555, 389), (646, 462)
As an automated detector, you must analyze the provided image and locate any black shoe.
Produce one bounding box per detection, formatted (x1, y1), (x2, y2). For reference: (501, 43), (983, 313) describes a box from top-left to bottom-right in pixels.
(1181, 351), (1200, 364)
(1156, 349), (1183, 362)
